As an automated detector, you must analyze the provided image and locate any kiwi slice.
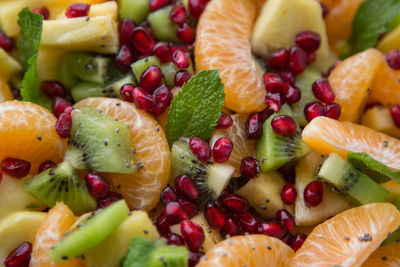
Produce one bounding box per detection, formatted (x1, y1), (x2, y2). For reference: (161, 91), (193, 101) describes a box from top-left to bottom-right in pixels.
(148, 6), (180, 43)
(57, 57), (79, 88)
(171, 140), (235, 204)
(64, 106), (136, 174)
(147, 245), (188, 267)
(22, 161), (96, 213)
(131, 56), (161, 82)
(118, 0), (150, 23)
(347, 152), (400, 184)
(161, 61), (194, 87)
(256, 104), (310, 172)
(69, 53), (110, 84)
(48, 200), (129, 263)
(317, 152), (388, 205)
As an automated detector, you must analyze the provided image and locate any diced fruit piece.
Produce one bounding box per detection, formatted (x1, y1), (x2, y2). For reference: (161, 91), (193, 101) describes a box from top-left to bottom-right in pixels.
(4, 242), (32, 267)
(131, 56), (161, 82)
(161, 61), (194, 87)
(118, 0), (150, 23)
(131, 26), (156, 53)
(171, 140), (235, 204)
(378, 24), (400, 53)
(64, 106), (136, 174)
(251, 0), (337, 73)
(317, 152), (388, 205)
(362, 106), (400, 139)
(87, 2), (118, 20)
(362, 242), (400, 267)
(0, 78), (13, 103)
(48, 200), (129, 263)
(237, 172), (294, 219)
(148, 6), (179, 42)
(67, 52), (110, 84)
(292, 203), (400, 267)
(0, 48), (22, 80)
(295, 151), (349, 226)
(147, 244), (189, 266)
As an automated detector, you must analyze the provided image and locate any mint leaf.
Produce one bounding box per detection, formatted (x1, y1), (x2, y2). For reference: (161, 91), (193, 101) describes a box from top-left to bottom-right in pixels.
(166, 70), (225, 146)
(120, 237), (156, 267)
(349, 0), (400, 55)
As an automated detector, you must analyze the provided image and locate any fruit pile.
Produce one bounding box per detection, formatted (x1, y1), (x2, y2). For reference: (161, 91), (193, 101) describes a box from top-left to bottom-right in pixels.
(0, 0), (400, 266)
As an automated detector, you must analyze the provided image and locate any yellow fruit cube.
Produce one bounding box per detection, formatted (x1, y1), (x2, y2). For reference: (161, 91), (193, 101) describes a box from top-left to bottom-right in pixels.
(0, 48), (22, 80)
(377, 26), (400, 53)
(0, 78), (13, 103)
(361, 106), (400, 139)
(52, 1), (118, 21)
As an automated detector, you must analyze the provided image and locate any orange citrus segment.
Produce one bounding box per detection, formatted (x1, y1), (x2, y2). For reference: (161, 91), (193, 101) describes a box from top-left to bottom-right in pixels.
(197, 234), (294, 267)
(292, 203), (400, 267)
(0, 101), (68, 174)
(75, 97), (171, 211)
(195, 0), (266, 113)
(302, 116), (400, 169)
(30, 202), (84, 267)
(362, 242), (400, 267)
(328, 48), (383, 122)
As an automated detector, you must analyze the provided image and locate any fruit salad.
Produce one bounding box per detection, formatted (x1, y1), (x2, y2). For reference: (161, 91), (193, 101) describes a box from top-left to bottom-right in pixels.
(0, 0), (400, 266)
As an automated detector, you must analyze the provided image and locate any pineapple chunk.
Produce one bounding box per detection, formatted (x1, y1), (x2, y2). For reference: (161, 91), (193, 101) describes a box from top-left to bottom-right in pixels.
(361, 106), (400, 139)
(0, 78), (13, 102)
(37, 48), (66, 82)
(294, 151), (349, 226)
(377, 26), (400, 53)
(381, 180), (400, 203)
(251, 0), (337, 73)
(53, 2), (118, 21)
(0, 48), (22, 80)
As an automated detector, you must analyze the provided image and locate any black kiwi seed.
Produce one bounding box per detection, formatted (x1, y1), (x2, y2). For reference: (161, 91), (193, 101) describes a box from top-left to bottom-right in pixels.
(61, 256), (68, 260)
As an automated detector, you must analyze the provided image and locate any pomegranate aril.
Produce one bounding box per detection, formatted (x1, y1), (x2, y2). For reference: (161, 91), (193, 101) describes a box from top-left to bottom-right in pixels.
(172, 49), (190, 68)
(304, 101), (325, 122)
(277, 164), (296, 184)
(304, 180), (324, 207)
(51, 97), (72, 118)
(65, 3), (90, 18)
(268, 48), (288, 70)
(189, 0), (207, 18)
(282, 232), (294, 245)
(12, 88), (21, 99)
(320, 3), (329, 18)
(153, 42), (172, 63)
(271, 115), (297, 136)
(32, 7), (50, 20)
(177, 23), (195, 44)
(189, 137), (211, 162)
(175, 70), (192, 87)
(38, 160), (56, 173)
(181, 220), (205, 252)
(119, 19), (135, 46)
(288, 46), (307, 75)
(97, 191), (123, 209)
(55, 112), (72, 138)
(215, 112), (233, 130)
(129, 86), (154, 111)
(234, 212), (259, 234)
(263, 73), (284, 93)
(295, 31), (321, 53)
(212, 137), (233, 163)
(188, 252), (203, 267)
(4, 242), (32, 267)
(1, 158), (31, 178)
(160, 187), (178, 205)
(312, 77), (335, 104)
(246, 112), (263, 139)
(240, 156), (260, 179)
(167, 233), (184, 245)
(163, 201), (190, 223)
(220, 193), (249, 213)
(391, 104), (400, 128)
(204, 202), (226, 229)
(178, 199), (199, 217)
(170, 4), (188, 25)
(291, 234), (307, 251)
(131, 26), (156, 53)
(220, 218), (241, 238)
(150, 84), (173, 115)
(386, 49), (400, 70)
(114, 45), (134, 70)
(0, 31), (14, 53)
(265, 92), (283, 112)
(307, 52), (316, 65)
(174, 174), (199, 202)
(280, 71), (295, 85)
(276, 209), (295, 231)
(140, 65), (163, 93)
(257, 220), (287, 239)
(324, 103), (341, 120)
(280, 183), (297, 205)
(150, 0), (172, 11)
(120, 83), (135, 102)
(84, 171), (109, 199)
(41, 81), (67, 99)
(156, 215), (172, 236)
(282, 83), (301, 104)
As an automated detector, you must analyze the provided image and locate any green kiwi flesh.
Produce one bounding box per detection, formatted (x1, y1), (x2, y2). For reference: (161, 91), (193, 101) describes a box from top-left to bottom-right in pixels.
(48, 200), (129, 263)
(118, 0), (150, 23)
(148, 6), (179, 43)
(147, 245), (189, 267)
(161, 61), (194, 87)
(22, 161), (96, 213)
(131, 56), (161, 82)
(64, 106), (136, 174)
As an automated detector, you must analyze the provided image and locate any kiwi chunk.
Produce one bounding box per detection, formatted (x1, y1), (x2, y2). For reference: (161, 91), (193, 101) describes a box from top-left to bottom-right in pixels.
(256, 105), (310, 172)
(22, 161), (96, 213)
(131, 56), (161, 82)
(148, 6), (179, 43)
(57, 57), (79, 88)
(347, 152), (400, 184)
(48, 200), (129, 263)
(317, 152), (388, 205)
(161, 61), (194, 87)
(64, 106), (136, 174)
(171, 140), (235, 204)
(118, 0), (150, 23)
(147, 245), (188, 267)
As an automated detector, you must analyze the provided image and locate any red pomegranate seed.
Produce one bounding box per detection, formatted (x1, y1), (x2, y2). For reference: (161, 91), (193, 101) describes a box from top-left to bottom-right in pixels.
(65, 3), (90, 18)
(178, 199), (199, 217)
(391, 104), (400, 128)
(280, 183), (297, 205)
(307, 52), (317, 65)
(131, 26), (156, 53)
(55, 112), (72, 138)
(188, 252), (203, 267)
(120, 83), (135, 102)
(220, 193), (249, 213)
(204, 202), (227, 229)
(189, 0), (207, 18)
(1, 158), (31, 178)
(64, 107), (73, 115)
(156, 215), (172, 236)
(365, 102), (383, 110)
(220, 218), (241, 238)
(175, 70), (192, 87)
(172, 49), (190, 68)
(268, 48), (288, 70)
(277, 164), (296, 184)
(150, 84), (173, 116)
(167, 233), (184, 246)
(320, 3), (329, 18)
(304, 101), (325, 122)
(282, 83), (301, 104)
(127, 85), (154, 110)
(212, 137), (233, 163)
(174, 174), (199, 202)
(32, 7), (50, 20)
(324, 103), (341, 120)
(288, 46), (307, 75)
(280, 71), (296, 85)
(281, 232), (294, 245)
(257, 220), (287, 239)
(160, 187), (178, 205)
(12, 88), (21, 99)
(181, 220), (205, 252)
(263, 73), (284, 93)
(51, 97), (72, 118)
(177, 23), (195, 44)
(150, 0), (172, 11)
(304, 180), (324, 207)
(215, 112), (233, 129)
(260, 107), (274, 123)
(295, 31), (321, 53)
(189, 137), (211, 162)
(386, 49), (400, 70)
(41, 81), (67, 99)
(234, 212), (259, 234)
(222, 182), (233, 196)
(312, 78), (335, 104)
(170, 4), (188, 25)
(140, 65), (163, 93)
(3, 242), (32, 267)
(271, 115), (297, 136)
(38, 160), (56, 173)
(163, 201), (190, 224)
(276, 209), (295, 231)
(153, 42), (172, 63)
(84, 171), (109, 199)
(240, 156), (260, 179)
(291, 234), (307, 252)
(265, 92), (283, 112)
(0, 31), (14, 53)
(119, 19), (135, 46)
(246, 112), (263, 139)
(114, 45), (134, 70)
(97, 191), (123, 209)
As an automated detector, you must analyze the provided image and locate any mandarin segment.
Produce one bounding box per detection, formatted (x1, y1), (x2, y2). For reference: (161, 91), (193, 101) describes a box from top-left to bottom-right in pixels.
(362, 242), (400, 267)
